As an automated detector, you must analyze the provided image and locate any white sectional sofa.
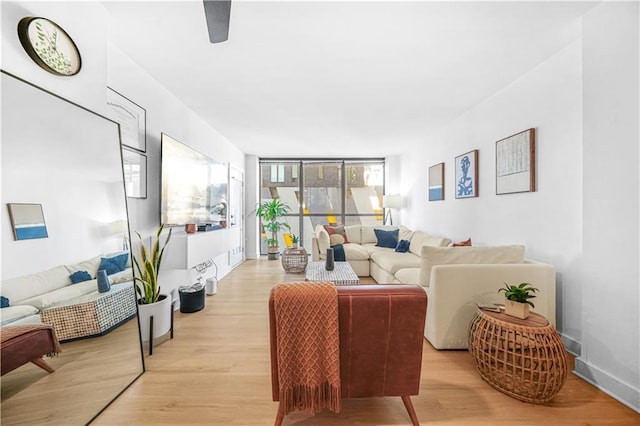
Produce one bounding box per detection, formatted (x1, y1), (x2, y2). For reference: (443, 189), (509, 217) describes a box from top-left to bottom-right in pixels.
(1, 253), (133, 326)
(311, 224), (556, 350)
(311, 224), (451, 281)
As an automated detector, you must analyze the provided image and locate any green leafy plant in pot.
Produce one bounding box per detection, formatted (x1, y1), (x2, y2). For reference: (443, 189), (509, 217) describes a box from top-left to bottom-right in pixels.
(256, 197), (291, 260)
(133, 224), (173, 304)
(498, 282), (538, 319)
(133, 224), (173, 343)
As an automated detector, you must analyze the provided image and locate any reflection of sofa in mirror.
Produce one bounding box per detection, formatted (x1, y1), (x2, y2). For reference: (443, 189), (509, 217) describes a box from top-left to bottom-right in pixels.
(1, 253), (134, 329)
(1, 253), (136, 341)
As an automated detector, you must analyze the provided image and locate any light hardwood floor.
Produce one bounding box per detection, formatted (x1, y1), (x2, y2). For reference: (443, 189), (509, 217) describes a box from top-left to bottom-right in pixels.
(95, 259), (639, 425)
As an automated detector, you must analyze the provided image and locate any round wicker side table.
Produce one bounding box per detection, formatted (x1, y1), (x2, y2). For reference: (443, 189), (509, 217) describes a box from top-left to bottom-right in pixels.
(468, 309), (568, 403)
(281, 247), (308, 273)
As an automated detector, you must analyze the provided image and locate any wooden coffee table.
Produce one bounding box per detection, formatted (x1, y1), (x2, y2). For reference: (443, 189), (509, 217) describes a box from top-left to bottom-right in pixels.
(305, 261), (359, 285)
(468, 308), (568, 403)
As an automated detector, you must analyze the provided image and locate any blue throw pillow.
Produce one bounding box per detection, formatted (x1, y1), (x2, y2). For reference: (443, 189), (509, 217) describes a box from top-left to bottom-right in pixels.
(374, 228), (399, 248)
(395, 239), (410, 253)
(70, 270), (92, 284)
(0, 296), (10, 308)
(99, 253), (129, 275)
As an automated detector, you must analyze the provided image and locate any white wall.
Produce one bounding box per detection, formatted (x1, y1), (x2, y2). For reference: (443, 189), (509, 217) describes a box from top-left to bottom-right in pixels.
(578, 1), (639, 411)
(400, 38), (584, 342)
(399, 3), (639, 411)
(244, 155), (260, 259)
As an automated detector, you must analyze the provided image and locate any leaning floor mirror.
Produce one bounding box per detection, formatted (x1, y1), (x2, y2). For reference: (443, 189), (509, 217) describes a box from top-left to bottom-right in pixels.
(0, 70), (144, 425)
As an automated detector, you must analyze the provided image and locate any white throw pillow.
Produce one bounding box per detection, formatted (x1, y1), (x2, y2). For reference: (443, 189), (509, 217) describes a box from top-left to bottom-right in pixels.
(315, 225), (330, 256)
(419, 245), (526, 287)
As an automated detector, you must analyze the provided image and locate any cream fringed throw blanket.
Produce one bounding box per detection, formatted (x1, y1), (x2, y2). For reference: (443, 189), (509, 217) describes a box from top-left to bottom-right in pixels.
(274, 282), (341, 415)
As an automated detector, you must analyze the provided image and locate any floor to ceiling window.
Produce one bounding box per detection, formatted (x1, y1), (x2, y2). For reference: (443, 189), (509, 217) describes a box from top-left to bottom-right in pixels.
(259, 159), (385, 254)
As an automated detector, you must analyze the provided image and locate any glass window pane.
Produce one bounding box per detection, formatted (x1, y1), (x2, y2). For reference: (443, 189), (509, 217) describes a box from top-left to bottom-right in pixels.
(345, 162), (384, 224)
(260, 159), (385, 255)
(302, 162), (342, 221)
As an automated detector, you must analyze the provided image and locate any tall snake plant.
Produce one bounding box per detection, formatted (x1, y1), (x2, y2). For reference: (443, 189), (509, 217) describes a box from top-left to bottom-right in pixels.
(133, 224), (172, 304)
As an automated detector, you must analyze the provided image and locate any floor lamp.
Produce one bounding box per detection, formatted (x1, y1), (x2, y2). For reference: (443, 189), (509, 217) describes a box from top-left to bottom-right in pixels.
(382, 194), (401, 226)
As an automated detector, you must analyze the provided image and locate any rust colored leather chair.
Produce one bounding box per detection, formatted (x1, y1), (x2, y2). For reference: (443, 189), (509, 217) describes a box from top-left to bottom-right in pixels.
(1, 324), (60, 376)
(269, 284), (427, 425)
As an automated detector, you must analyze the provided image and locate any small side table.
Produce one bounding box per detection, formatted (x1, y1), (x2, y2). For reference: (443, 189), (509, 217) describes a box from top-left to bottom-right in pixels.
(468, 308), (568, 403)
(281, 247), (308, 273)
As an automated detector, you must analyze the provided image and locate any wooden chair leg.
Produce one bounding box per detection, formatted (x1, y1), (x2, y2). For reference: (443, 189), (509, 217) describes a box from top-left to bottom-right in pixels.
(274, 402), (284, 426)
(31, 357), (55, 373)
(401, 395), (420, 426)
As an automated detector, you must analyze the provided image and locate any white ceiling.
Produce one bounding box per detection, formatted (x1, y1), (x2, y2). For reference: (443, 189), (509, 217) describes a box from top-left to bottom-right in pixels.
(104, 1), (595, 157)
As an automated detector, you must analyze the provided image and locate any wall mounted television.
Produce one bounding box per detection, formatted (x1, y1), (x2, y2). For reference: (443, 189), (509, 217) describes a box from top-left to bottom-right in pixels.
(161, 133), (228, 227)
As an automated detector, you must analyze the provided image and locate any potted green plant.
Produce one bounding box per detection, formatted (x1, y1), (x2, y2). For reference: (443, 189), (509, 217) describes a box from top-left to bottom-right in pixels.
(290, 234), (299, 249)
(256, 197), (291, 260)
(133, 224), (173, 342)
(498, 282), (538, 319)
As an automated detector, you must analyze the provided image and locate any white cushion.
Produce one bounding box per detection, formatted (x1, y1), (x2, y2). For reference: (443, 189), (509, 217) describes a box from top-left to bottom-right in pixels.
(342, 243), (370, 261)
(344, 225), (361, 244)
(0, 305), (39, 326)
(315, 225), (330, 256)
(18, 281), (97, 310)
(66, 255), (102, 277)
(2, 265), (71, 304)
(398, 226), (414, 242)
(109, 267), (134, 284)
(370, 250), (421, 274)
(409, 231), (451, 256)
(419, 245), (526, 287)
(394, 268), (420, 285)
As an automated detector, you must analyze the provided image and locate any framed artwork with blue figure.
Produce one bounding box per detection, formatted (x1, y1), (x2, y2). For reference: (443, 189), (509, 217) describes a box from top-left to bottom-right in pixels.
(455, 150), (479, 199)
(428, 162), (445, 201)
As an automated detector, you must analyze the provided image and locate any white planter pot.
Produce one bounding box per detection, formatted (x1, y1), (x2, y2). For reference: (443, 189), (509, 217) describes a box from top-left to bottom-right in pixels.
(504, 299), (530, 319)
(138, 294), (172, 341)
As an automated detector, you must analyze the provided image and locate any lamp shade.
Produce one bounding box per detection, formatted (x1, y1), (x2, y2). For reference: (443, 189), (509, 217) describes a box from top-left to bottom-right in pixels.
(107, 219), (128, 236)
(382, 194), (402, 209)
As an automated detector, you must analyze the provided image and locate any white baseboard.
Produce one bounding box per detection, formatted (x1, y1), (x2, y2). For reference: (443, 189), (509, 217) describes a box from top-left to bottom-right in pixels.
(560, 333), (581, 356)
(574, 357), (640, 413)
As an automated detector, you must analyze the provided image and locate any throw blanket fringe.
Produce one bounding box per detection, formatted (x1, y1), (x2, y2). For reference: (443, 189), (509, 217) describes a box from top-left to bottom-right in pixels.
(274, 282), (341, 415)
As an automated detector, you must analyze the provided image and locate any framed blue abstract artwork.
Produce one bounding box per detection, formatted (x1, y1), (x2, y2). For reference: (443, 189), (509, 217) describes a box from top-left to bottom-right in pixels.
(428, 162), (445, 201)
(455, 150), (479, 199)
(7, 203), (48, 240)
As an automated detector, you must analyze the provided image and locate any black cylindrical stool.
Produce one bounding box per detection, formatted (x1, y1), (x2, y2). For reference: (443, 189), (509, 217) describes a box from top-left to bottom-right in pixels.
(179, 286), (205, 313)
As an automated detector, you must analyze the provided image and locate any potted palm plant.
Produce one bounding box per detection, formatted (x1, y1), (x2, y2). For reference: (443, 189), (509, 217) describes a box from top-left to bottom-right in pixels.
(256, 197), (291, 260)
(498, 282), (538, 319)
(133, 224), (173, 343)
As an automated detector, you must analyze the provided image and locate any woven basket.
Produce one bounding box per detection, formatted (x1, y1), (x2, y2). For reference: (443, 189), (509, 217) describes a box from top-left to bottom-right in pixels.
(281, 247), (309, 273)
